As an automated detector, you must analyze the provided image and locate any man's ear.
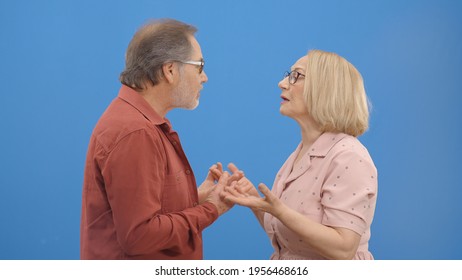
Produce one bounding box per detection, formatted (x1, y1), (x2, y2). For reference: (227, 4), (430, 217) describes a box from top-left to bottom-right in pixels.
(162, 62), (175, 84)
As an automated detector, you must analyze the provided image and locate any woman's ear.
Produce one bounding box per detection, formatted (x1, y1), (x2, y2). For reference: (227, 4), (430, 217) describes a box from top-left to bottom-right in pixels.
(162, 62), (175, 84)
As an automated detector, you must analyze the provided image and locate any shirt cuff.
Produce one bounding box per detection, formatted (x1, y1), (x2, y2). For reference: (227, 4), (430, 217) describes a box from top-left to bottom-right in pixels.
(196, 202), (219, 232)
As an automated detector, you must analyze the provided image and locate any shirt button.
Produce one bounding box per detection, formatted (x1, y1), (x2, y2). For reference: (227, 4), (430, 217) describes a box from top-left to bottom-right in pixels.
(172, 141), (177, 145)
(193, 202), (198, 206)
(185, 170), (191, 175)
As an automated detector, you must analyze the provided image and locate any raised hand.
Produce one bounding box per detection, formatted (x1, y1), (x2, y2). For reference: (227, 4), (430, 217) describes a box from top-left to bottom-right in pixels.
(233, 176), (260, 198)
(199, 162), (245, 203)
(226, 163), (245, 183)
(204, 172), (234, 215)
(209, 162), (244, 184)
(223, 182), (284, 217)
(198, 162), (223, 203)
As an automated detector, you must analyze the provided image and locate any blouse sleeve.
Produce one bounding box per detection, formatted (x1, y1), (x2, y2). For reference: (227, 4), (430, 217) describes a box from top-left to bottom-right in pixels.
(320, 147), (378, 235)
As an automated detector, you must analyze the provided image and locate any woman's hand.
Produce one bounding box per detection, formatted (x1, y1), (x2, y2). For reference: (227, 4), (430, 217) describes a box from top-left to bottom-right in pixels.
(198, 162), (244, 204)
(223, 181), (285, 218)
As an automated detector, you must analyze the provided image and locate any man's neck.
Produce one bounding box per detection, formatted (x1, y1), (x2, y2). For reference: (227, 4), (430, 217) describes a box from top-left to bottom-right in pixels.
(138, 84), (172, 118)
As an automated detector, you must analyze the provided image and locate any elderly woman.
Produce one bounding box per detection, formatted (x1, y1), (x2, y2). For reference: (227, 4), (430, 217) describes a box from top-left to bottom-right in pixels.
(224, 50), (378, 260)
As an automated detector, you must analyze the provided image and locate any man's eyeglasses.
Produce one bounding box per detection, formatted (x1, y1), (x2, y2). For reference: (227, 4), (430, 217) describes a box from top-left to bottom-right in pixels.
(176, 58), (205, 74)
(284, 70), (305, 85)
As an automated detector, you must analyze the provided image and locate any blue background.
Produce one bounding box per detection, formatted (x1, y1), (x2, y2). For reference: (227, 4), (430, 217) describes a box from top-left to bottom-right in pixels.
(1, 0), (461, 260)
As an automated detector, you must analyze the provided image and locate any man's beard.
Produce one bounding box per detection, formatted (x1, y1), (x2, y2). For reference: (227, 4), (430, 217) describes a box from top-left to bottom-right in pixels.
(172, 73), (199, 110)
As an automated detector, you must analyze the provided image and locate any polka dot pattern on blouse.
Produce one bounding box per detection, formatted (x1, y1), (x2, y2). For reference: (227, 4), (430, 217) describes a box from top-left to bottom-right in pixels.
(264, 132), (378, 260)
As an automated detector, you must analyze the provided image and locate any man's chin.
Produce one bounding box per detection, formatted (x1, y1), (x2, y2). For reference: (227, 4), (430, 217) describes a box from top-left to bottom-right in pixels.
(183, 101), (199, 110)
(190, 103), (199, 110)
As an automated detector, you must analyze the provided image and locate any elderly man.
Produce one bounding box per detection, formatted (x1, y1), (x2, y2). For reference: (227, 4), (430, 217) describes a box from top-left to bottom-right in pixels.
(81, 19), (236, 260)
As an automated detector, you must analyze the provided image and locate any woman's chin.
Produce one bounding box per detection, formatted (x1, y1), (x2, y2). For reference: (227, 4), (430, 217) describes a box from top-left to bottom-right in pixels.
(279, 107), (290, 117)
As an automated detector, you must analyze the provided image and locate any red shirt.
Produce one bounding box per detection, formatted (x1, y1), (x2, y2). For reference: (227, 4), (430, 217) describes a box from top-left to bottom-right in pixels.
(80, 85), (218, 259)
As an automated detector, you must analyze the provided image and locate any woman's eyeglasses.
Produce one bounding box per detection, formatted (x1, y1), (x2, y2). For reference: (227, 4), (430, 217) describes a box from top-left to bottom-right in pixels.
(284, 70), (305, 85)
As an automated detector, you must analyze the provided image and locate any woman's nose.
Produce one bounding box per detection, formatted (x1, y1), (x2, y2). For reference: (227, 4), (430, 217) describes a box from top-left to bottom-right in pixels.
(278, 77), (289, 90)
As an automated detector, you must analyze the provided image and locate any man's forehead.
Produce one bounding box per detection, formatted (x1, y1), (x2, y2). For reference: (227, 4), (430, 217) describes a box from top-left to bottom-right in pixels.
(189, 36), (202, 54)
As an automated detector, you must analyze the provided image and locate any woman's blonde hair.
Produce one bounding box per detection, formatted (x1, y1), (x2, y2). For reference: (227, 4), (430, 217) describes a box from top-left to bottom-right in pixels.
(303, 50), (370, 137)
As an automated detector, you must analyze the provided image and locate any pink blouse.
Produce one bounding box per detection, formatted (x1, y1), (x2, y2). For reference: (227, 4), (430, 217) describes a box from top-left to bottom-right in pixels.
(263, 132), (378, 260)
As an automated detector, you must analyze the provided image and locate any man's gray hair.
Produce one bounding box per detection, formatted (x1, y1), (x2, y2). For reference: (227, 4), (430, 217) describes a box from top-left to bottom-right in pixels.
(119, 19), (197, 90)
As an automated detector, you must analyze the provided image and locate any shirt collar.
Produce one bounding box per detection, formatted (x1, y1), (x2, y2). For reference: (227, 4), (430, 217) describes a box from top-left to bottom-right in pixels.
(308, 132), (349, 157)
(117, 85), (172, 129)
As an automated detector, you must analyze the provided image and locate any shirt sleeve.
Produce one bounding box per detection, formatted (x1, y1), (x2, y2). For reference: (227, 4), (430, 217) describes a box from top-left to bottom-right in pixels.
(320, 148), (378, 235)
(101, 128), (218, 256)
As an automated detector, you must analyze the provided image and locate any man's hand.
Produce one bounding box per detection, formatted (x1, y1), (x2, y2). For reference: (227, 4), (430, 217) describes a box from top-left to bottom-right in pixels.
(198, 162), (223, 204)
(204, 172), (234, 215)
(198, 162), (244, 203)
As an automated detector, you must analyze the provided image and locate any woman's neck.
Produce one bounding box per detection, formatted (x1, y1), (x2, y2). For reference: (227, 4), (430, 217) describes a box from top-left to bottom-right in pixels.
(298, 118), (322, 151)
(292, 117), (322, 167)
